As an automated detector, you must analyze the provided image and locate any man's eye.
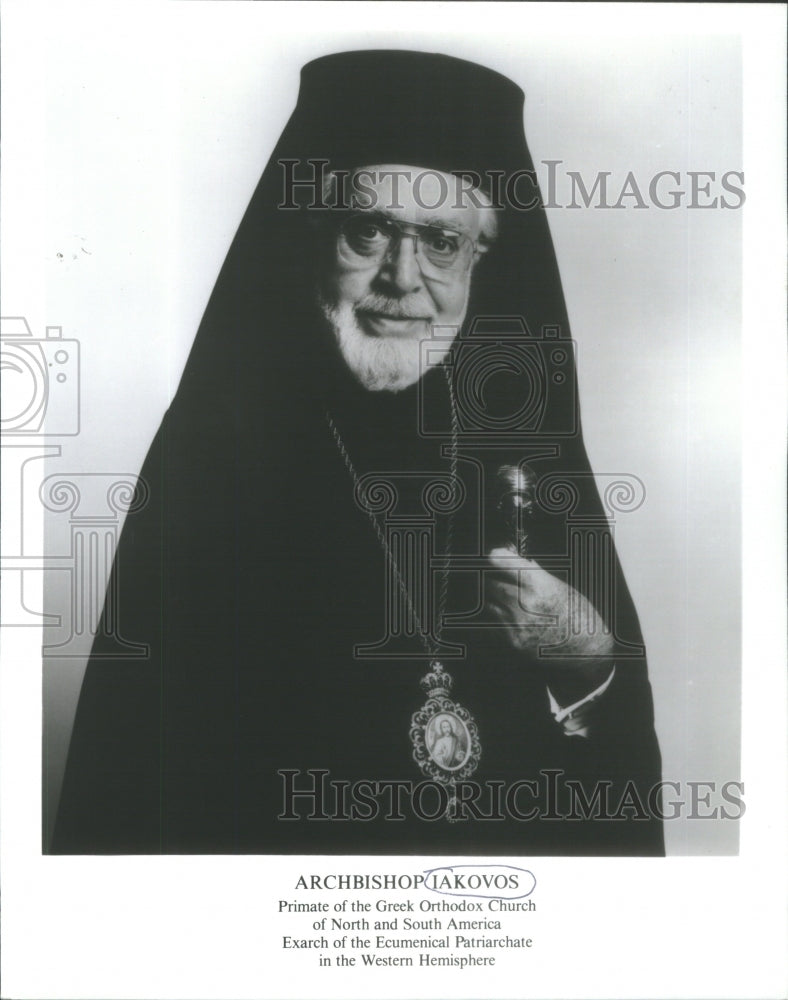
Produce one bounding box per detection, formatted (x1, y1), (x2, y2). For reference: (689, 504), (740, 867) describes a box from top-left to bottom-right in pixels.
(423, 231), (460, 256)
(345, 219), (388, 244)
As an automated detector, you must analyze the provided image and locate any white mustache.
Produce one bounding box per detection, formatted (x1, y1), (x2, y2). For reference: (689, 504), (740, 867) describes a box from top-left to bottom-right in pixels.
(353, 294), (432, 319)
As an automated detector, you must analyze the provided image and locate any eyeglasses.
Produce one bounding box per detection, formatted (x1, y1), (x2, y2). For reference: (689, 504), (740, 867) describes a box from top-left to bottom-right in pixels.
(336, 213), (484, 274)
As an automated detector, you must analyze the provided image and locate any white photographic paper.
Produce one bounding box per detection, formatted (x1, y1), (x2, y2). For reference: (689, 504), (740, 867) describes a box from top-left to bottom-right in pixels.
(1, 2), (785, 998)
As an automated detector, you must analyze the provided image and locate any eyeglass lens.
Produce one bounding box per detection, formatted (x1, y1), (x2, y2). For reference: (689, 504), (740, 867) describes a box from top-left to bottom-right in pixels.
(339, 215), (471, 271)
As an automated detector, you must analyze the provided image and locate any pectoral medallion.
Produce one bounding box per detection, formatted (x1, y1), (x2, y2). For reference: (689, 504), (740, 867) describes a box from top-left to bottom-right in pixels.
(410, 661), (481, 820)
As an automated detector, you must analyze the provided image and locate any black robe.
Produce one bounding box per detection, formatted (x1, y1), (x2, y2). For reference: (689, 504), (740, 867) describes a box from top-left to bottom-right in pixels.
(51, 50), (664, 856)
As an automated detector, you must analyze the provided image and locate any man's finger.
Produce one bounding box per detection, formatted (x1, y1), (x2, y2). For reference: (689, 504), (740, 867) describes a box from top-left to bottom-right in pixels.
(487, 546), (539, 572)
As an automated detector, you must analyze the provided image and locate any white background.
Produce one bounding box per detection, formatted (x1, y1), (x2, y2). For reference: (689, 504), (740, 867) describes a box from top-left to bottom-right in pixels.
(1, 2), (786, 998)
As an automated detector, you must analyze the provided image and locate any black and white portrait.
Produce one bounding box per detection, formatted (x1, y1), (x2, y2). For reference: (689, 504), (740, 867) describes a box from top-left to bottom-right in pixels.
(10, 4), (758, 863)
(3, 4), (785, 999)
(46, 48), (669, 856)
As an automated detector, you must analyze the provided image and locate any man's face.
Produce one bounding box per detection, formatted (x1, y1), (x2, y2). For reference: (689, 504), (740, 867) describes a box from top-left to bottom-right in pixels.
(318, 164), (489, 392)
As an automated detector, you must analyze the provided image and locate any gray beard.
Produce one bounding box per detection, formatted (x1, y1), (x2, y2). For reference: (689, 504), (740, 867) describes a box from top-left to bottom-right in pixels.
(318, 295), (455, 393)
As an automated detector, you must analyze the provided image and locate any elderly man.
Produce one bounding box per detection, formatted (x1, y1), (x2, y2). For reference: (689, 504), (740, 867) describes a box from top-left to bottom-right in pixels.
(52, 51), (663, 855)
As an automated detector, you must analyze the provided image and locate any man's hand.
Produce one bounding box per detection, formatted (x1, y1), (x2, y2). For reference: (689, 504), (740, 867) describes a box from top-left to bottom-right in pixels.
(485, 546), (615, 705)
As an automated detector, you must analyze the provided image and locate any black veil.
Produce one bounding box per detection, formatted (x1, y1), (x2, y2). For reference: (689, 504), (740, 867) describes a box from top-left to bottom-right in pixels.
(52, 51), (663, 855)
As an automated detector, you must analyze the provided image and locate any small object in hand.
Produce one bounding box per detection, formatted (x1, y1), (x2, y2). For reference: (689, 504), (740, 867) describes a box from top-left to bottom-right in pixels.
(493, 464), (538, 557)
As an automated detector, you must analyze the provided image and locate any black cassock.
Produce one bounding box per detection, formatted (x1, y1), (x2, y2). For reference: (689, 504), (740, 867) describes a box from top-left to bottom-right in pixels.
(51, 51), (664, 856)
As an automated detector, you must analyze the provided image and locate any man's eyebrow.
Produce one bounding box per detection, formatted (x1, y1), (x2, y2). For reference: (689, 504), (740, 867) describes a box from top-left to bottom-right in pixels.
(352, 207), (473, 234)
(424, 216), (473, 234)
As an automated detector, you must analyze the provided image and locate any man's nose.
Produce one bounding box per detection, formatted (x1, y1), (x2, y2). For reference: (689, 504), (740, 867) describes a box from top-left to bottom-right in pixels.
(380, 234), (423, 293)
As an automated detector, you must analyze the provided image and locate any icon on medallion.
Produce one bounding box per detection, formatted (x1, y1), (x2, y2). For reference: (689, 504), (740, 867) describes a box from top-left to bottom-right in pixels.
(426, 713), (470, 771)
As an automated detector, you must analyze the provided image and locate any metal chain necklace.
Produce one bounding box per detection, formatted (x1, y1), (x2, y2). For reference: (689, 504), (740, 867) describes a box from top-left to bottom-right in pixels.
(326, 365), (481, 820)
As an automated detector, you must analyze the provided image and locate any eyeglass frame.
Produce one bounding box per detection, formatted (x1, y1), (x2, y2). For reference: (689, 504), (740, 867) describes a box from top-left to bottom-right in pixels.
(332, 211), (492, 274)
